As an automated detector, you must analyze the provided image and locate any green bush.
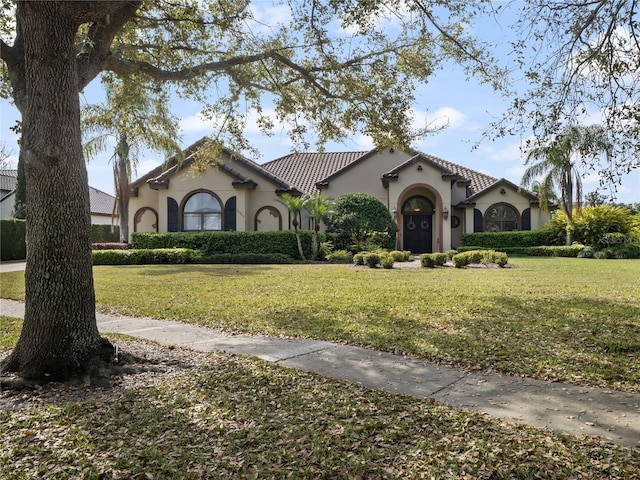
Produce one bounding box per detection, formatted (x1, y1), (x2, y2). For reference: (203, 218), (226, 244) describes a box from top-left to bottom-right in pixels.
(364, 252), (381, 268)
(526, 246), (580, 257)
(419, 252), (448, 268)
(131, 230), (322, 260)
(460, 230), (557, 248)
(326, 250), (354, 263)
(91, 224), (119, 243)
(445, 249), (457, 260)
(420, 253), (435, 268)
(92, 248), (202, 265)
(390, 250), (406, 262)
(353, 253), (365, 265)
(402, 251), (413, 261)
(325, 193), (398, 251)
(202, 253), (294, 264)
(380, 254), (395, 269)
(593, 243), (640, 259)
(452, 250), (509, 268)
(0, 219), (26, 261)
(545, 205), (638, 247)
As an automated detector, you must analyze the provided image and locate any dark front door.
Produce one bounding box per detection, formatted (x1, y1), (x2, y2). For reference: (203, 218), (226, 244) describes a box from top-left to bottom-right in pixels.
(403, 214), (432, 253)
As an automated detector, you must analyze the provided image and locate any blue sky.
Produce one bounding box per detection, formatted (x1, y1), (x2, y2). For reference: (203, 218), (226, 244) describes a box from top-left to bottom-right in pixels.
(1, 3), (638, 203)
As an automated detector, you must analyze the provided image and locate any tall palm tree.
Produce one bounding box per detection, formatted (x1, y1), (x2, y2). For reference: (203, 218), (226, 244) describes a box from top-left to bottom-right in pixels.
(82, 76), (183, 243)
(304, 192), (335, 260)
(521, 124), (613, 244)
(279, 192), (307, 260)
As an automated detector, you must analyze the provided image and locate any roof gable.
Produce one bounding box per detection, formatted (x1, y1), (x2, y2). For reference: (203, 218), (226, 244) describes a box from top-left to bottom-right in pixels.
(131, 137), (299, 194)
(459, 178), (539, 205)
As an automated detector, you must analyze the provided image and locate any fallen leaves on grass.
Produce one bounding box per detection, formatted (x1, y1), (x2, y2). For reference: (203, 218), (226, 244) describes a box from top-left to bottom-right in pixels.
(1, 339), (639, 479)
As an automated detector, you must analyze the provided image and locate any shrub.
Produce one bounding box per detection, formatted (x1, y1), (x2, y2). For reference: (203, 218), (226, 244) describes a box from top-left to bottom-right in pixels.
(451, 250), (509, 268)
(353, 253), (365, 265)
(92, 248), (202, 265)
(92, 242), (129, 250)
(420, 253), (435, 268)
(325, 193), (398, 250)
(460, 230), (557, 248)
(402, 251), (413, 261)
(0, 219), (26, 261)
(380, 254), (395, 269)
(594, 243), (640, 259)
(131, 230), (322, 260)
(546, 205), (637, 247)
(526, 246), (580, 257)
(91, 224), (120, 243)
(390, 250), (406, 262)
(202, 253), (294, 264)
(326, 250), (354, 263)
(364, 252), (381, 268)
(420, 252), (448, 268)
(445, 249), (457, 260)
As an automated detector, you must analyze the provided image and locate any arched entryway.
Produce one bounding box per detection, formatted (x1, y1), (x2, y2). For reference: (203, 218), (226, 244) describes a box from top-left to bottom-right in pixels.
(402, 195), (434, 253)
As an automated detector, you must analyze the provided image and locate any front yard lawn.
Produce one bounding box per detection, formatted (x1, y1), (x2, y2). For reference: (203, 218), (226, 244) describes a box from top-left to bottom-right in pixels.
(1, 257), (639, 391)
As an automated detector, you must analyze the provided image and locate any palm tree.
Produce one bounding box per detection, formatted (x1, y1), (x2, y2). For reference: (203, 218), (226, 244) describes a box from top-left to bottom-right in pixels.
(82, 76), (182, 243)
(521, 124), (613, 244)
(304, 192), (335, 260)
(279, 192), (307, 260)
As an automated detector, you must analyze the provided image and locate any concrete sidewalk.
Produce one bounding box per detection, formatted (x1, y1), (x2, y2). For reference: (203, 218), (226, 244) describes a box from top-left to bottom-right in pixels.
(1, 298), (638, 449)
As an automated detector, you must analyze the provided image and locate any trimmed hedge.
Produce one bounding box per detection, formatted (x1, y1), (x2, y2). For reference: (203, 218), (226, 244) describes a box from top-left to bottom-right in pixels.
(202, 253), (294, 264)
(91, 224), (120, 243)
(0, 219), (26, 261)
(420, 252), (448, 268)
(452, 250), (509, 268)
(131, 230), (323, 260)
(92, 248), (202, 265)
(460, 230), (558, 249)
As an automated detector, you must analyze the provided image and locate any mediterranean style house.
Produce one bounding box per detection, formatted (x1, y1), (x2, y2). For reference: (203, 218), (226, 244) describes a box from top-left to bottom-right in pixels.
(128, 137), (551, 252)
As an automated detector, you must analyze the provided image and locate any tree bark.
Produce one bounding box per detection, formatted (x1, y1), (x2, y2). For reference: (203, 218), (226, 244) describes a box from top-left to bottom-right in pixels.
(1, 3), (112, 381)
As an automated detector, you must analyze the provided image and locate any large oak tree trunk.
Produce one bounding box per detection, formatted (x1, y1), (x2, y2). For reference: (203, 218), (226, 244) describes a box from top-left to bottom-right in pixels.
(2, 3), (112, 381)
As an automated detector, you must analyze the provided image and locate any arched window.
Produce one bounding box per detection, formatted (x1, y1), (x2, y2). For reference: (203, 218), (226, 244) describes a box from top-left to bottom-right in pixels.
(182, 191), (222, 231)
(402, 195), (434, 214)
(484, 203), (519, 232)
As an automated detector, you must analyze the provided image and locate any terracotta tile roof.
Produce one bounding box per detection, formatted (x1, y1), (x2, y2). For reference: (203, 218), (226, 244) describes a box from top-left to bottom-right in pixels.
(412, 150), (498, 197)
(262, 148), (500, 199)
(262, 151), (368, 194)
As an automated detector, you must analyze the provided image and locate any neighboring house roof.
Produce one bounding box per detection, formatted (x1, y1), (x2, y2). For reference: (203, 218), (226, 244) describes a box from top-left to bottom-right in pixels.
(0, 169), (115, 216)
(131, 137), (300, 194)
(0, 169), (18, 199)
(89, 186), (116, 216)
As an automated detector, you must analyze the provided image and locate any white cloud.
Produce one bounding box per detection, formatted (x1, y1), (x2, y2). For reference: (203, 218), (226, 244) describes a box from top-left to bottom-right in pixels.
(419, 107), (470, 131)
(477, 141), (523, 163)
(179, 113), (211, 133)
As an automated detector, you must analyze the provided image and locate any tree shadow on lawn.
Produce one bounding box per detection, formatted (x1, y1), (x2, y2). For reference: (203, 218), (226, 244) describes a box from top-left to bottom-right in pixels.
(265, 294), (640, 389)
(94, 263), (283, 277)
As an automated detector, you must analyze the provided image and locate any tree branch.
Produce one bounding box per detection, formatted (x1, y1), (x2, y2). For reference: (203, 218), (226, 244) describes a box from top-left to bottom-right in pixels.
(76, 1), (143, 90)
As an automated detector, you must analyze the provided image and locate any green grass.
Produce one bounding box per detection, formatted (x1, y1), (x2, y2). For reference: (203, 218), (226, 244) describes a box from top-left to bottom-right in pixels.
(1, 347), (638, 479)
(2, 258), (639, 390)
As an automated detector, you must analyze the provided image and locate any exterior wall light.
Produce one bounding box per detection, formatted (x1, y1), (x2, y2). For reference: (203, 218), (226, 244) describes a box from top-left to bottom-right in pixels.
(443, 206), (449, 220)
